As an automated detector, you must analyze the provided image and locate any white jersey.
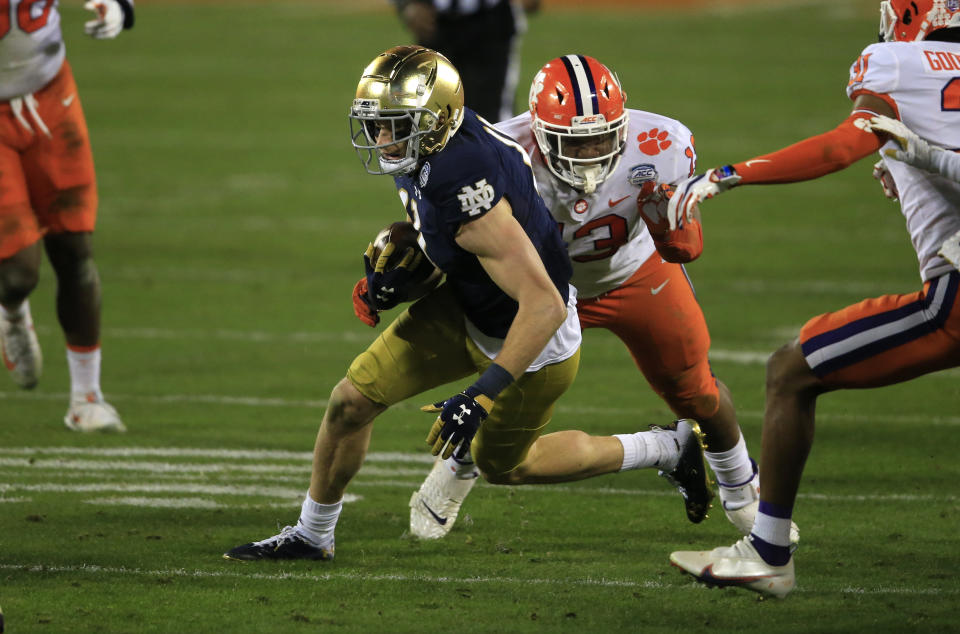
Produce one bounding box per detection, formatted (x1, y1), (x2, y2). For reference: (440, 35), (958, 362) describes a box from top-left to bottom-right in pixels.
(496, 109), (696, 298)
(0, 0), (65, 100)
(848, 40), (960, 282)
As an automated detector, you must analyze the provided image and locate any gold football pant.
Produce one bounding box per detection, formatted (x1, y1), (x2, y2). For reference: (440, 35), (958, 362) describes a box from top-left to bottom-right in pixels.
(347, 284), (580, 477)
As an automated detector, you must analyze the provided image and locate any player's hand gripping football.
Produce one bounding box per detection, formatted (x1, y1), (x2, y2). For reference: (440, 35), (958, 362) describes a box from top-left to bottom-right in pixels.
(423, 390), (493, 460)
(84, 0), (134, 39)
(364, 241), (424, 311)
(667, 166), (741, 231)
(869, 115), (939, 173)
(352, 278), (379, 327)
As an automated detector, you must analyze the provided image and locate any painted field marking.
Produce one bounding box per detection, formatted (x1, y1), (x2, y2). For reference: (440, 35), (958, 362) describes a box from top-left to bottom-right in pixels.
(0, 563), (951, 596)
(4, 391), (959, 426)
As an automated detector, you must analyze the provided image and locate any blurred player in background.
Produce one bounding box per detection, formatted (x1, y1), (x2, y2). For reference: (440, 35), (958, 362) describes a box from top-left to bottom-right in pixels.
(409, 54), (771, 541)
(0, 0), (133, 432)
(393, 0), (539, 122)
(224, 46), (711, 562)
(668, 0), (960, 599)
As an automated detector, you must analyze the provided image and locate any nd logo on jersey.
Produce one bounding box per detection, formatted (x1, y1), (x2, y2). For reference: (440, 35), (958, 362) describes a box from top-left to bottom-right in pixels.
(458, 179), (496, 216)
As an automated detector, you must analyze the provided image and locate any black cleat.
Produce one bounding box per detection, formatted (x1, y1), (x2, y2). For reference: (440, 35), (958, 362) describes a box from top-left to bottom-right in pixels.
(223, 526), (334, 562)
(654, 420), (714, 523)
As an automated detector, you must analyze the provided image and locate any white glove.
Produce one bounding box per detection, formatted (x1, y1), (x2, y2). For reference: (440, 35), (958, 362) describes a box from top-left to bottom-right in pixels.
(868, 115), (938, 172)
(84, 0), (133, 39)
(667, 166), (741, 231)
(872, 159), (899, 201)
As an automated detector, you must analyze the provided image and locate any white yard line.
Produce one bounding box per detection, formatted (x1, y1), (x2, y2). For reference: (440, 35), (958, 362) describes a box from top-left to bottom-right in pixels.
(4, 390), (960, 425)
(0, 562), (950, 596)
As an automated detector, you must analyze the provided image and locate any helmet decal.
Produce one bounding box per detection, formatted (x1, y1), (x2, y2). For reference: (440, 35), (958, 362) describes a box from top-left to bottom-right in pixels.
(560, 55), (600, 117)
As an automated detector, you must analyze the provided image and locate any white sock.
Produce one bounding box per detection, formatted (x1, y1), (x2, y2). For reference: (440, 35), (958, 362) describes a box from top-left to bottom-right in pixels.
(444, 453), (478, 480)
(67, 346), (102, 399)
(704, 433), (753, 487)
(615, 429), (678, 472)
(296, 494), (341, 548)
(0, 300), (27, 320)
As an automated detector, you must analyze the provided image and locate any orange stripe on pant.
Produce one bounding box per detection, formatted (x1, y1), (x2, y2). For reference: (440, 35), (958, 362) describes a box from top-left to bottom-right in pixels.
(0, 60), (98, 260)
(576, 252), (720, 420)
(800, 272), (960, 388)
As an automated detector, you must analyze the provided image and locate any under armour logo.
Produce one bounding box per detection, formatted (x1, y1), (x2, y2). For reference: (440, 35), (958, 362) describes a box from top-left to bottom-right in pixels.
(457, 179), (496, 216)
(452, 404), (472, 425)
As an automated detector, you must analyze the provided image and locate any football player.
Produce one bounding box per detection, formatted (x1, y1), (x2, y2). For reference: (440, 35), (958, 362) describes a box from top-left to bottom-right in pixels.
(224, 46), (712, 562)
(407, 54), (775, 542)
(0, 0), (133, 432)
(668, 0), (960, 598)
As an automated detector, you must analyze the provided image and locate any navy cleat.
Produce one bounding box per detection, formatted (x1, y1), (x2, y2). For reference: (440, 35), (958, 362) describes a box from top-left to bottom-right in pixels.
(223, 526), (334, 562)
(654, 419), (714, 523)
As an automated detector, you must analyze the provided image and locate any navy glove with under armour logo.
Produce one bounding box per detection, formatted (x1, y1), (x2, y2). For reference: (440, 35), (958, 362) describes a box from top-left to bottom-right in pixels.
(423, 388), (494, 460)
(363, 242), (424, 311)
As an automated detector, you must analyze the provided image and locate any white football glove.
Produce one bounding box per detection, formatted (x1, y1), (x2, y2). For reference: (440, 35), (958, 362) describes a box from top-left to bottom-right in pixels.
(84, 0), (134, 39)
(871, 159), (899, 201)
(868, 115), (938, 172)
(667, 166), (741, 231)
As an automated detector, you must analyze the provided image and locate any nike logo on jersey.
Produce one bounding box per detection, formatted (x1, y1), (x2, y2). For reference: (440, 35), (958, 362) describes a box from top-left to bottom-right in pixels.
(609, 195), (630, 208)
(62, 94), (75, 107)
(651, 279), (670, 295)
(744, 159), (770, 167)
(421, 500), (448, 525)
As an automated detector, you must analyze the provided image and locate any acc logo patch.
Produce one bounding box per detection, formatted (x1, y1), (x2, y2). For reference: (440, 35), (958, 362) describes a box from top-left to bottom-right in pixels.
(458, 178), (496, 216)
(628, 164), (658, 187)
(419, 162), (431, 187)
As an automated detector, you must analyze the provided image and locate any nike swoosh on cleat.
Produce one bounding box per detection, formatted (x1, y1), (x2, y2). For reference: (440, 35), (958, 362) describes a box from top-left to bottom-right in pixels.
(699, 564), (777, 586)
(62, 94), (75, 107)
(608, 195), (630, 207)
(421, 500), (448, 525)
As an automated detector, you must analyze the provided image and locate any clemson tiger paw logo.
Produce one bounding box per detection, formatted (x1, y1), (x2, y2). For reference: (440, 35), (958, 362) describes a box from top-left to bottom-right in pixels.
(637, 128), (672, 156)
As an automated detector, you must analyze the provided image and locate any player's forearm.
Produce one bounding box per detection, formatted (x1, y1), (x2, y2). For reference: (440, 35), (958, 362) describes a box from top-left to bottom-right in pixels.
(733, 113), (883, 185)
(494, 292), (567, 377)
(928, 146), (960, 182)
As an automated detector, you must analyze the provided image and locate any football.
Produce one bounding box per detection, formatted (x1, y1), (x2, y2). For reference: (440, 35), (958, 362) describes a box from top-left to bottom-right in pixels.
(369, 221), (442, 302)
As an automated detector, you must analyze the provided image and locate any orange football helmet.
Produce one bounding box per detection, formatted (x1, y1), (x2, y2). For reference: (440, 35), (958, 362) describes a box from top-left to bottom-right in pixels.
(880, 0), (960, 41)
(528, 55), (628, 193)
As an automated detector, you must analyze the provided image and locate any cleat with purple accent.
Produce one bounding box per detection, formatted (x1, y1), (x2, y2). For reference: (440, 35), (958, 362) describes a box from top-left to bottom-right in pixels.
(669, 536), (795, 599)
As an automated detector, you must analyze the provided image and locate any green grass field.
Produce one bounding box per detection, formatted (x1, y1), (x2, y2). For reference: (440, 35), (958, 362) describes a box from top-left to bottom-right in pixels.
(2, 1), (959, 632)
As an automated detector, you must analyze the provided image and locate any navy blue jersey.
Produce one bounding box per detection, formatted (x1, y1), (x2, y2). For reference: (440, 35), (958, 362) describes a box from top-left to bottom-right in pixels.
(393, 109), (572, 339)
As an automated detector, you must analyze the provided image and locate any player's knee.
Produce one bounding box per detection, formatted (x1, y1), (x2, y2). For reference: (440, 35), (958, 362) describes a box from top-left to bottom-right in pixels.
(472, 454), (523, 485)
(766, 341), (818, 397)
(0, 262), (40, 303)
(325, 378), (383, 431)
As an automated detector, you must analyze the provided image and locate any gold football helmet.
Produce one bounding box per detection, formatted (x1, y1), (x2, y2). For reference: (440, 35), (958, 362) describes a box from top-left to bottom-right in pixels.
(350, 46), (465, 175)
